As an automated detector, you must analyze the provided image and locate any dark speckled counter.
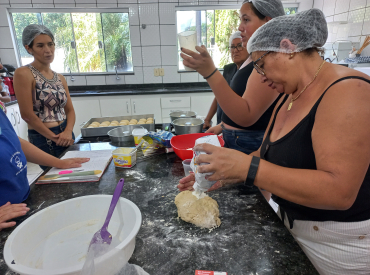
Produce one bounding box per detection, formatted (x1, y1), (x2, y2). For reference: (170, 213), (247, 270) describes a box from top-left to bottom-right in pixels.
(0, 143), (318, 275)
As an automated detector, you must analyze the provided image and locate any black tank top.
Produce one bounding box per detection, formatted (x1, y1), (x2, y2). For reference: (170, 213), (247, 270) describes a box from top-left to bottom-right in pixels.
(260, 76), (370, 229)
(222, 62), (282, 131)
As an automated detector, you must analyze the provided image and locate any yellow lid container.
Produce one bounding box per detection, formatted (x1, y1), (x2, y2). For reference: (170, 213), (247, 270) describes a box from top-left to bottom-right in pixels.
(112, 147), (137, 168)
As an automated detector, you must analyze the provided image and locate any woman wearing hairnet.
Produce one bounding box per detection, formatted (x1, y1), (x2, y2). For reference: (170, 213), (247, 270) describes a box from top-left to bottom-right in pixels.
(179, 9), (370, 275)
(203, 31), (247, 129)
(13, 24), (77, 170)
(182, 0), (285, 155)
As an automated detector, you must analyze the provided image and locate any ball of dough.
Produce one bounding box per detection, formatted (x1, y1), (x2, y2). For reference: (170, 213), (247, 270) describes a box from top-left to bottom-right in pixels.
(91, 122), (100, 125)
(145, 121), (153, 124)
(129, 122), (136, 125)
(130, 119), (138, 123)
(147, 117), (153, 120)
(119, 122), (128, 125)
(102, 121), (110, 124)
(110, 123), (118, 127)
(111, 120), (119, 124)
(99, 124), (107, 127)
(87, 125), (95, 128)
(120, 120), (129, 123)
(175, 190), (221, 229)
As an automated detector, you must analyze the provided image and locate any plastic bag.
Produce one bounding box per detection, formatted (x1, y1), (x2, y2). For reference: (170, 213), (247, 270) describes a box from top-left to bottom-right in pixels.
(190, 135), (221, 193)
(115, 263), (150, 275)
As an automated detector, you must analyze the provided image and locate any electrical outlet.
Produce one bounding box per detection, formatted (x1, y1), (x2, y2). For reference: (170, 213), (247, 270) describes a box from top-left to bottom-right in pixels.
(154, 68), (159, 77)
(159, 68), (164, 76)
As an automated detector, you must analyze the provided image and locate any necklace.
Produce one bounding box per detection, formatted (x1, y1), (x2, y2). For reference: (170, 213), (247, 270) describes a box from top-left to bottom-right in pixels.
(287, 60), (326, 111)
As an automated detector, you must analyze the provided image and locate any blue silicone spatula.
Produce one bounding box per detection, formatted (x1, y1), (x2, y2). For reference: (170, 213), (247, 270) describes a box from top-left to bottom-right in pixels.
(81, 178), (125, 274)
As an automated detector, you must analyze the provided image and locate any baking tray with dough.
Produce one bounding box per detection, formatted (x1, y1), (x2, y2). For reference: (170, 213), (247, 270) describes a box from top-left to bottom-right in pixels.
(80, 114), (155, 137)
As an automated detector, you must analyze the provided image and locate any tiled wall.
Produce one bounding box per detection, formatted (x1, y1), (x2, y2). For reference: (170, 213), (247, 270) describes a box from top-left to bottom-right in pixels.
(315, 0), (370, 57)
(0, 0), (311, 86)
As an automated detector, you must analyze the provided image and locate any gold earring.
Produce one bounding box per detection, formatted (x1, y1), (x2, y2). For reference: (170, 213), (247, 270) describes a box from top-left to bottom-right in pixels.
(290, 53), (294, 58)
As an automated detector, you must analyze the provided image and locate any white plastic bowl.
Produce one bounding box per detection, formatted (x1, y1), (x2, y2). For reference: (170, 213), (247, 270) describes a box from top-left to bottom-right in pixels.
(4, 195), (142, 275)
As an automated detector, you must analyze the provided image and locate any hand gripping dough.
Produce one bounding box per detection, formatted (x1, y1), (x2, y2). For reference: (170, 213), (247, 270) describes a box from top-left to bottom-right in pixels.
(175, 190), (221, 229)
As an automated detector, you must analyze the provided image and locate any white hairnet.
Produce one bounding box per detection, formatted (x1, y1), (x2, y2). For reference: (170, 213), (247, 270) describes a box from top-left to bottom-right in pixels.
(247, 9), (328, 54)
(242, 0), (285, 19)
(22, 24), (54, 46)
(229, 31), (242, 46)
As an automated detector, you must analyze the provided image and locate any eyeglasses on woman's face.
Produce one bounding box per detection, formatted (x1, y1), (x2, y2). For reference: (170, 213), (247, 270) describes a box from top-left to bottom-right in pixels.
(253, 51), (271, 76)
(228, 43), (243, 52)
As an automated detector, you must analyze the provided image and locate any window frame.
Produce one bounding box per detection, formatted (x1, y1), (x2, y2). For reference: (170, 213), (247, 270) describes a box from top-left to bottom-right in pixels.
(7, 8), (134, 77)
(175, 2), (300, 72)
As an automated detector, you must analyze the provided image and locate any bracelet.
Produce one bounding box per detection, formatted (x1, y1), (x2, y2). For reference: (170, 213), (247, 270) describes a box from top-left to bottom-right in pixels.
(244, 156), (260, 186)
(203, 68), (218, 79)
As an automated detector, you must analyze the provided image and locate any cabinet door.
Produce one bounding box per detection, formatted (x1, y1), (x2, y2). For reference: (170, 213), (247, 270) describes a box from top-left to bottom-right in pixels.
(5, 106), (19, 136)
(131, 97), (162, 122)
(71, 98), (101, 136)
(13, 104), (28, 140)
(99, 96), (131, 117)
(190, 94), (217, 125)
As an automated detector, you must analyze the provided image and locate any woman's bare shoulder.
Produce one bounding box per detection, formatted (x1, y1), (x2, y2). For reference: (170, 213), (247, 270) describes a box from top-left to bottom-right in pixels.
(14, 66), (33, 79)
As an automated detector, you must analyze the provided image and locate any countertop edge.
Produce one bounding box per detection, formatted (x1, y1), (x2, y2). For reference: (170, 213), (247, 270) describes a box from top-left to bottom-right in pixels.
(69, 89), (213, 97)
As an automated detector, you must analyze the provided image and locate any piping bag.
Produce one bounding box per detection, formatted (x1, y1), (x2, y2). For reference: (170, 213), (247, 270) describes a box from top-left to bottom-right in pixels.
(190, 135), (221, 198)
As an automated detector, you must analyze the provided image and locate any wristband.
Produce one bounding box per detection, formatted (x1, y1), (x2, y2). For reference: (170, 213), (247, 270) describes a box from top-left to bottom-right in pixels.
(203, 68), (218, 79)
(244, 156), (260, 186)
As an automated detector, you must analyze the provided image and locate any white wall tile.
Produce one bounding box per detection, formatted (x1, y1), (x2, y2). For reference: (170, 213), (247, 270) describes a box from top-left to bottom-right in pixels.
(97, 3), (118, 7)
(336, 24), (350, 39)
(350, 0), (367, 10)
(33, 4), (54, 7)
(326, 15), (334, 23)
(143, 66), (162, 83)
(10, 0), (31, 3)
(138, 0), (157, 3)
(86, 75), (106, 85)
(10, 3), (32, 7)
(362, 7), (370, 35)
(130, 25), (141, 46)
(179, 0), (198, 4)
(161, 45), (178, 65)
(75, 0), (96, 3)
(199, 1), (217, 4)
(32, 0), (53, 3)
(139, 3), (159, 25)
(322, 0), (336, 16)
(125, 67), (144, 84)
(140, 24), (160, 46)
(0, 5), (9, 27)
(54, 0), (75, 3)
(0, 1), (10, 4)
(97, 0), (116, 3)
(105, 74), (126, 85)
(54, 3), (76, 7)
(141, 46), (161, 66)
(219, 0), (238, 3)
(123, 4), (139, 26)
(66, 76), (87, 86)
(348, 8), (365, 36)
(160, 24), (176, 45)
(0, 27), (13, 48)
(180, 72), (198, 82)
(298, 0), (313, 11)
(162, 66), (180, 83)
(313, 0), (324, 10)
(76, 3), (97, 7)
(333, 12), (348, 22)
(131, 46), (142, 66)
(159, 3), (176, 24)
(335, 0), (350, 14)
(0, 48), (17, 66)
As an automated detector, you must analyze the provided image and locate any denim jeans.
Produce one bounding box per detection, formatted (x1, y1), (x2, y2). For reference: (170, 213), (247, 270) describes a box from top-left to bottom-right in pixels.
(28, 120), (75, 170)
(221, 124), (264, 155)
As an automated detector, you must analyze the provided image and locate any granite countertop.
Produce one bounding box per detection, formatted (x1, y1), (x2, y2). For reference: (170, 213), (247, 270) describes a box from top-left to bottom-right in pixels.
(0, 143), (318, 275)
(68, 82), (212, 97)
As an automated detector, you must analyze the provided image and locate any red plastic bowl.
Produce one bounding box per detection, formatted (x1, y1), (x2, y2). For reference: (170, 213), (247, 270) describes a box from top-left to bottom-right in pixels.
(170, 133), (225, 160)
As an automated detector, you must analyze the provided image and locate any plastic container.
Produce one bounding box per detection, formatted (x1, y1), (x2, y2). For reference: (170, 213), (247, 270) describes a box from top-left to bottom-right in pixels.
(178, 31), (197, 71)
(3, 195), (142, 275)
(170, 133), (224, 160)
(112, 147), (137, 168)
(182, 159), (192, 176)
(132, 127), (148, 146)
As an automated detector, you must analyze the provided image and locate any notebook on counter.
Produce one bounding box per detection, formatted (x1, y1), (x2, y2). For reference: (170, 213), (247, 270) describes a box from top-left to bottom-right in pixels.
(36, 150), (113, 184)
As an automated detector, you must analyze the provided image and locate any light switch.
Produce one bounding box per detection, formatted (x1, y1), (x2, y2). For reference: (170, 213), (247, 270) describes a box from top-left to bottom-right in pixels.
(154, 68), (159, 77)
(159, 68), (164, 76)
